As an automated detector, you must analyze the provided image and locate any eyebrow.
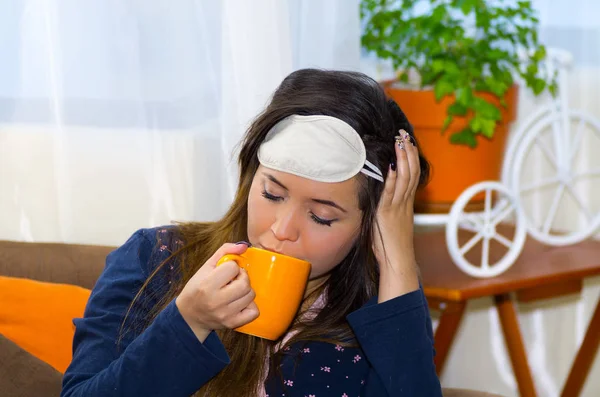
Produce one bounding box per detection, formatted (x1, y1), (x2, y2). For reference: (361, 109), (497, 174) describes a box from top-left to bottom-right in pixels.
(264, 173), (348, 213)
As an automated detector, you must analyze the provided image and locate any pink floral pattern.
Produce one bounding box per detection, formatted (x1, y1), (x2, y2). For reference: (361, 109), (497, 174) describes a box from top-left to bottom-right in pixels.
(261, 337), (370, 396)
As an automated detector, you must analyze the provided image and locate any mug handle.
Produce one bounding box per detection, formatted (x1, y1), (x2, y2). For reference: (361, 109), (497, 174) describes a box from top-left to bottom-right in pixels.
(216, 254), (244, 267)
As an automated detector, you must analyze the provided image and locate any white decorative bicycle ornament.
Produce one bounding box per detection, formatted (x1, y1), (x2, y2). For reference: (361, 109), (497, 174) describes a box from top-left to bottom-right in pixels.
(416, 48), (600, 278)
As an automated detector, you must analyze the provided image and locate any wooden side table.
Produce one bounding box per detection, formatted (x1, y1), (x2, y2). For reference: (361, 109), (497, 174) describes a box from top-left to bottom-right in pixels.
(415, 227), (600, 397)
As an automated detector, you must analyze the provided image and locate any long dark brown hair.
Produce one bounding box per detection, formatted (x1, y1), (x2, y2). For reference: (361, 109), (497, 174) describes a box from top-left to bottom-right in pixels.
(122, 69), (430, 396)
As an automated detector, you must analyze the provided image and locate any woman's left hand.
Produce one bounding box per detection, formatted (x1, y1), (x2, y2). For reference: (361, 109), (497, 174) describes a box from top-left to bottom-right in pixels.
(372, 130), (421, 302)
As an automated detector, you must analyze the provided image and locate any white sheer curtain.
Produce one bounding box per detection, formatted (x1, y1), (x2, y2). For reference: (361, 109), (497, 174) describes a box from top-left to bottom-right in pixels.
(0, 0), (360, 246)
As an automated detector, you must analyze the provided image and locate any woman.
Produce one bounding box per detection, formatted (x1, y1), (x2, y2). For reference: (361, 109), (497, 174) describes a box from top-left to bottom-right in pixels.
(62, 69), (442, 396)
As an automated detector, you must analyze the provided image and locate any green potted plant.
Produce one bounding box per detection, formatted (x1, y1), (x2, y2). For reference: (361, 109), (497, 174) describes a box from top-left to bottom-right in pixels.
(361, 0), (557, 213)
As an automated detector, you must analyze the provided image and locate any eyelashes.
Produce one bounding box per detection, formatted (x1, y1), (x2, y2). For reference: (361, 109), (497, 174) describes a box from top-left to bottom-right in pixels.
(261, 190), (282, 202)
(261, 190), (334, 227)
(310, 213), (333, 227)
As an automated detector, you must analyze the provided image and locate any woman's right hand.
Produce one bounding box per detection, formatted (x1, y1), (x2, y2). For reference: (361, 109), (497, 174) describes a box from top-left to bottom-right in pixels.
(175, 243), (259, 342)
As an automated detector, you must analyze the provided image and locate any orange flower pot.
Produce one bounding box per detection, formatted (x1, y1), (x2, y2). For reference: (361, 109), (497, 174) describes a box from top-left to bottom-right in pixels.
(382, 82), (518, 213)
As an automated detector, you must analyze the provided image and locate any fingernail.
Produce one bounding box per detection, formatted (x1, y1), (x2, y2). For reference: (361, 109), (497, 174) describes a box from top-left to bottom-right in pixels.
(390, 161), (396, 171)
(235, 241), (251, 246)
(397, 130), (406, 149)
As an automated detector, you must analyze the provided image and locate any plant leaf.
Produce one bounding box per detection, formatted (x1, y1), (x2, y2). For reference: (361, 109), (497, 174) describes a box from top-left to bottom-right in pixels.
(434, 80), (455, 101)
(458, 0), (477, 15)
(442, 115), (453, 133)
(448, 102), (468, 116)
(474, 97), (501, 120)
(480, 118), (497, 138)
(450, 129), (478, 148)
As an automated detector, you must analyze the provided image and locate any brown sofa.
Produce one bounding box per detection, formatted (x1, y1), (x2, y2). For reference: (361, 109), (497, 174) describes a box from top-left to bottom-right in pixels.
(0, 239), (504, 397)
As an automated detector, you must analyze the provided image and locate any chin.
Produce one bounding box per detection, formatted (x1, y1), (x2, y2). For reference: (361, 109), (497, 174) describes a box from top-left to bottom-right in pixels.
(308, 270), (331, 281)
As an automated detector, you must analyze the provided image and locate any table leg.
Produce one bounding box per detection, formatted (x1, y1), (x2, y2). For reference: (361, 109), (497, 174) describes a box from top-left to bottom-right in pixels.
(432, 300), (467, 376)
(495, 293), (537, 397)
(561, 295), (600, 397)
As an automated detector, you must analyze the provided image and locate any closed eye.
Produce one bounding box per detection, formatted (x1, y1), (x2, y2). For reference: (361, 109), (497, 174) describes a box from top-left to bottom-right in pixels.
(310, 213), (333, 227)
(261, 190), (283, 202)
(261, 190), (335, 226)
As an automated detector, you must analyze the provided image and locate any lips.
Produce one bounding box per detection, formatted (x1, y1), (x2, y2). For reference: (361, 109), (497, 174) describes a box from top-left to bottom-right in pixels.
(258, 245), (308, 263)
(258, 245), (285, 255)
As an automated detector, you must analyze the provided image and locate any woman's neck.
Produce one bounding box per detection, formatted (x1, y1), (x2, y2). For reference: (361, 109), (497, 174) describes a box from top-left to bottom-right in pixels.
(301, 275), (329, 311)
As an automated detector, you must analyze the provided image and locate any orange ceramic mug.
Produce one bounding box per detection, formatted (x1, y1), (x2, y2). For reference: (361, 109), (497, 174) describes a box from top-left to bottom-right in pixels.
(216, 246), (311, 340)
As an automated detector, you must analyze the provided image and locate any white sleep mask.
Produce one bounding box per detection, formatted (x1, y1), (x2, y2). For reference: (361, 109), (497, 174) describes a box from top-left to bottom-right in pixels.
(257, 115), (384, 183)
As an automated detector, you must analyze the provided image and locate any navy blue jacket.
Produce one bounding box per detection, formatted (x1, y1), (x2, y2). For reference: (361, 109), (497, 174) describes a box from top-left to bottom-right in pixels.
(62, 227), (442, 396)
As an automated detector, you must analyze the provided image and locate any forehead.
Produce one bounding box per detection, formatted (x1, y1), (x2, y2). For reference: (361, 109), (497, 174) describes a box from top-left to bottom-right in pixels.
(255, 165), (361, 209)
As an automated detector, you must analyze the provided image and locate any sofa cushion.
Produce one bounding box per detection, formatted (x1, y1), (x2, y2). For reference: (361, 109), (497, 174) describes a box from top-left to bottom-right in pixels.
(0, 276), (91, 373)
(0, 333), (62, 397)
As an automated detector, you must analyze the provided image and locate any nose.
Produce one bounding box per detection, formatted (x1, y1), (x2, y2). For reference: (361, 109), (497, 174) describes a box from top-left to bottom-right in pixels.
(271, 204), (300, 243)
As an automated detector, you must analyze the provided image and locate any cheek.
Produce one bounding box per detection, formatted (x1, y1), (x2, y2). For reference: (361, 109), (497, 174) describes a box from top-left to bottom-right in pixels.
(246, 192), (272, 243)
(305, 226), (358, 278)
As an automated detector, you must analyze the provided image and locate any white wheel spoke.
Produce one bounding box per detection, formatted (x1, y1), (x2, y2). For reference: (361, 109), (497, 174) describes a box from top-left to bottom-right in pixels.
(542, 184), (566, 234)
(493, 233), (514, 249)
(460, 231), (484, 256)
(489, 198), (510, 220)
(481, 237), (490, 269)
(573, 168), (600, 180)
(458, 213), (484, 233)
(491, 204), (515, 227)
(569, 118), (585, 166)
(458, 221), (480, 233)
(588, 117), (600, 140)
(534, 134), (559, 171)
(564, 182), (592, 220)
(484, 189), (492, 223)
(520, 176), (560, 194)
(465, 213), (484, 229)
(551, 119), (565, 169)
